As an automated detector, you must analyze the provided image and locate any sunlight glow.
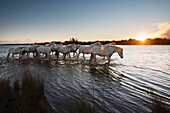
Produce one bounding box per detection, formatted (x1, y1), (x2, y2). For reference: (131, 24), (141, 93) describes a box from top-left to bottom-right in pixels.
(135, 35), (151, 40)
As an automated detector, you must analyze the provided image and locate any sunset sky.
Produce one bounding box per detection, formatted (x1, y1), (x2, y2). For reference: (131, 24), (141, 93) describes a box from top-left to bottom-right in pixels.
(0, 0), (170, 44)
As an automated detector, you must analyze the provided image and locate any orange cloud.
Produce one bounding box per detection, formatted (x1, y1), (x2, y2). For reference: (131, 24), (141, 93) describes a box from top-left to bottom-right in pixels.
(152, 23), (170, 39)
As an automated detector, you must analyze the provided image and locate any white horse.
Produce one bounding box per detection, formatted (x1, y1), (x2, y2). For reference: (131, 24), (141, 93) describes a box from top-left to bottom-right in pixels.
(90, 45), (123, 64)
(46, 43), (56, 55)
(76, 42), (101, 60)
(102, 42), (116, 59)
(25, 45), (39, 57)
(6, 46), (29, 60)
(68, 44), (80, 58)
(55, 44), (76, 60)
(37, 45), (54, 59)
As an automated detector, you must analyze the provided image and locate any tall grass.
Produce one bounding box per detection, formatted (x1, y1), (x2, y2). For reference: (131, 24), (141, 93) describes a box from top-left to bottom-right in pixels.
(0, 79), (14, 113)
(147, 90), (170, 113)
(0, 76), (100, 113)
(148, 95), (170, 113)
(68, 99), (98, 113)
(0, 74), (49, 113)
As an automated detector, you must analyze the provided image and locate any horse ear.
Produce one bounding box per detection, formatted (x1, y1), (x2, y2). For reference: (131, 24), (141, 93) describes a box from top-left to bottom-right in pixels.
(105, 45), (110, 49)
(120, 48), (123, 51)
(118, 48), (123, 52)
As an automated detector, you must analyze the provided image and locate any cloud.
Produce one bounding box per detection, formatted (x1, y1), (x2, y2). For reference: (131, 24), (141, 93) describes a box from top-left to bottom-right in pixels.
(0, 38), (43, 44)
(152, 23), (170, 39)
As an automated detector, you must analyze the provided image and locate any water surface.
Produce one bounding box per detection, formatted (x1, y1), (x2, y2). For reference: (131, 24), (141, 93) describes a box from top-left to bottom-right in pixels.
(0, 45), (170, 113)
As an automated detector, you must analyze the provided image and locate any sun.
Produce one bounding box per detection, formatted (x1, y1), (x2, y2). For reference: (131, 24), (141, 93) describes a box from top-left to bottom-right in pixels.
(135, 35), (150, 40)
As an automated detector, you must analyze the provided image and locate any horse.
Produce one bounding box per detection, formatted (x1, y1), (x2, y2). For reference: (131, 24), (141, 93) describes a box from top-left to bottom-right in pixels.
(25, 45), (39, 57)
(6, 46), (29, 60)
(76, 42), (101, 60)
(90, 45), (123, 65)
(55, 44), (76, 60)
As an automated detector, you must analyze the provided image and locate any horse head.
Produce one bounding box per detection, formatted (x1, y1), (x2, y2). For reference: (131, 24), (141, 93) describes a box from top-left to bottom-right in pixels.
(115, 46), (123, 59)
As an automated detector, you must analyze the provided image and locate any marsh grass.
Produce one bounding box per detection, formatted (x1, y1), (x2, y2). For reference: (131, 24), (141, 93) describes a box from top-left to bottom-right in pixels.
(67, 92), (105, 113)
(147, 91), (170, 113)
(0, 74), (49, 113)
(14, 79), (19, 90)
(0, 79), (15, 113)
(68, 99), (98, 113)
(148, 95), (170, 113)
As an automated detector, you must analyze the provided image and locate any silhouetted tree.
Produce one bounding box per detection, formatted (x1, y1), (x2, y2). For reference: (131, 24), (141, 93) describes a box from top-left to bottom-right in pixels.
(69, 37), (78, 42)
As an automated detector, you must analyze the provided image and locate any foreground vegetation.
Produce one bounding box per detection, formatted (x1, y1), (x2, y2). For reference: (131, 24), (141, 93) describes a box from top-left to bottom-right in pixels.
(0, 72), (170, 113)
(0, 73), (98, 113)
(0, 74), (49, 113)
(147, 94), (170, 113)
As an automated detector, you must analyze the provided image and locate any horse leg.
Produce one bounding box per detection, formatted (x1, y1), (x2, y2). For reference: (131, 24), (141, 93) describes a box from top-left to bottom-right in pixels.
(18, 54), (20, 59)
(106, 56), (111, 65)
(90, 54), (93, 62)
(35, 52), (37, 57)
(27, 52), (30, 58)
(66, 54), (68, 58)
(19, 54), (21, 59)
(66, 54), (68, 59)
(34, 52), (37, 57)
(69, 53), (71, 59)
(19, 53), (25, 59)
(33, 52), (36, 57)
(37, 52), (40, 57)
(73, 52), (77, 57)
(12, 54), (14, 59)
(73, 52), (74, 57)
(55, 51), (59, 60)
(83, 53), (86, 60)
(45, 53), (47, 58)
(6, 53), (10, 60)
(48, 53), (51, 60)
(63, 53), (66, 60)
(76, 51), (80, 59)
(94, 55), (97, 63)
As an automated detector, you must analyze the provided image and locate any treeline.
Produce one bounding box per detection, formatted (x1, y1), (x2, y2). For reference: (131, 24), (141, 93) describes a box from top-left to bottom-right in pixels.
(115, 38), (170, 45)
(1, 38), (170, 45)
(37, 38), (170, 45)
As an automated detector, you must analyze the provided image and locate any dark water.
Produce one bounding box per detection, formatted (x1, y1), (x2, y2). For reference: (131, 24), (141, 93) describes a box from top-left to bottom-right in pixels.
(0, 45), (170, 113)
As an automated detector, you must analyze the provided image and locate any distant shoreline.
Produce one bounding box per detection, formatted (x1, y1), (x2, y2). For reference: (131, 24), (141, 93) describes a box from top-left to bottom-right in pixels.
(1, 38), (170, 45)
(1, 44), (170, 45)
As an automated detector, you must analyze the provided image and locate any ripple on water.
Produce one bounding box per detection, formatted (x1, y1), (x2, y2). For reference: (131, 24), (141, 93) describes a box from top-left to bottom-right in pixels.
(0, 45), (170, 112)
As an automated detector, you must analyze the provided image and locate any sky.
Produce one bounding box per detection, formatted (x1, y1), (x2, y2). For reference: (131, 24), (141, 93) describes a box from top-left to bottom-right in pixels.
(0, 0), (170, 44)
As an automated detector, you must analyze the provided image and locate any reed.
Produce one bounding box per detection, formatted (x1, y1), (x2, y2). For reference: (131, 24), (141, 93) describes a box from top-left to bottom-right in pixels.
(68, 99), (98, 113)
(148, 95), (170, 113)
(0, 74), (49, 113)
(147, 90), (170, 113)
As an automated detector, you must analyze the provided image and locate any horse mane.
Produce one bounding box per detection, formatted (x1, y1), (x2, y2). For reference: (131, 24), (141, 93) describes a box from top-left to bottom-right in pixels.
(115, 46), (123, 51)
(67, 44), (73, 47)
(105, 44), (115, 48)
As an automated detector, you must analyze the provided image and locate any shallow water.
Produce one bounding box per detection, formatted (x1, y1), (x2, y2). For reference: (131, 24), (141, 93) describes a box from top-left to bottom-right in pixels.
(0, 45), (170, 113)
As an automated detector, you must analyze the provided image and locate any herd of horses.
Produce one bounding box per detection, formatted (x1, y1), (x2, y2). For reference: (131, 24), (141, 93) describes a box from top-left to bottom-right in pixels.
(6, 42), (123, 64)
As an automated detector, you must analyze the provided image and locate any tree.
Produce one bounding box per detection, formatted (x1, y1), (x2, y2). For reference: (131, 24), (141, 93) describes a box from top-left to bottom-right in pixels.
(69, 37), (78, 42)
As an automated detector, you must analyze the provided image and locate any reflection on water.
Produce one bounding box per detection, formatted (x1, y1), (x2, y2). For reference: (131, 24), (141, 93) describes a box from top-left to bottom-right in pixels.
(0, 45), (170, 112)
